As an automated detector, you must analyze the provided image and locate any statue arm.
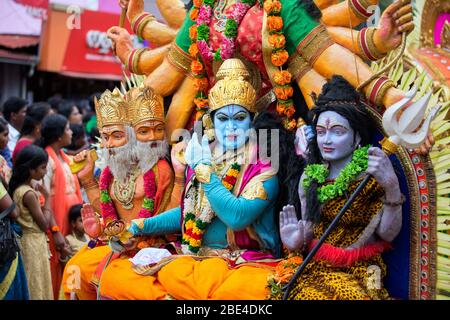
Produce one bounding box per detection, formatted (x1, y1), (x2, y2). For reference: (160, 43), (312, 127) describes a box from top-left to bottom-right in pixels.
(320, 0), (378, 27)
(81, 183), (101, 214)
(203, 174), (279, 231)
(131, 206), (181, 236)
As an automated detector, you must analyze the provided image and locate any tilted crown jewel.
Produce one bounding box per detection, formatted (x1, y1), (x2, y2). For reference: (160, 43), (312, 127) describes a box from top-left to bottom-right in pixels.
(126, 85), (165, 126)
(208, 59), (257, 113)
(95, 88), (129, 128)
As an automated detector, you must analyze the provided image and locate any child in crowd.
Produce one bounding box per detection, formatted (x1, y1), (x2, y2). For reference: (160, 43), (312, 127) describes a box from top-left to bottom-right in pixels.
(9, 145), (53, 300)
(65, 204), (89, 255)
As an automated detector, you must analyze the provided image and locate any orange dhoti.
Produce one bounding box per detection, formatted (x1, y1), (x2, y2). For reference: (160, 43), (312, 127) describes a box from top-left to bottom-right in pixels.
(62, 245), (111, 300)
(98, 256), (272, 300)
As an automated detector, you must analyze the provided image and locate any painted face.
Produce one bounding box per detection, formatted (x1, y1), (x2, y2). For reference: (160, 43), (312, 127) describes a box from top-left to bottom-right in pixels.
(316, 111), (358, 162)
(213, 105), (252, 151)
(134, 120), (165, 143)
(100, 124), (128, 149)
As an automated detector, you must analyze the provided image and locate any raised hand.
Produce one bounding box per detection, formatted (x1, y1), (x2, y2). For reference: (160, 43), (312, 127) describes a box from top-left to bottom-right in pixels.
(74, 150), (96, 182)
(185, 132), (212, 170)
(171, 141), (187, 177)
(294, 125), (315, 158)
(107, 26), (133, 62)
(81, 204), (103, 238)
(366, 147), (400, 193)
(280, 205), (313, 251)
(374, 0), (414, 53)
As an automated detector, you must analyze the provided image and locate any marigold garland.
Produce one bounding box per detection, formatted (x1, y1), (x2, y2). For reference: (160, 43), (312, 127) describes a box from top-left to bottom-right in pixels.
(182, 163), (241, 254)
(99, 167), (157, 223)
(302, 145), (371, 203)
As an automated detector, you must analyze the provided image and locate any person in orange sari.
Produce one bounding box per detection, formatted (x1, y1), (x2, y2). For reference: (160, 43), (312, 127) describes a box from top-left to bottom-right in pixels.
(61, 87), (184, 300)
(40, 114), (83, 299)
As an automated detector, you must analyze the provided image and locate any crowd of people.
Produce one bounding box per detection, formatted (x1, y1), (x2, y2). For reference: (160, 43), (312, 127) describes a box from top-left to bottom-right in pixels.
(0, 95), (98, 300)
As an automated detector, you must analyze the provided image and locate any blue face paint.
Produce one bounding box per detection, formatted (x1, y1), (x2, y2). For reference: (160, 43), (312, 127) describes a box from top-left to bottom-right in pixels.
(213, 105), (252, 151)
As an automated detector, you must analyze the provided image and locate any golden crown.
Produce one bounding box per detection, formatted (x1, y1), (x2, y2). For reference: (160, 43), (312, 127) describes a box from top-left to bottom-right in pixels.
(208, 59), (257, 113)
(126, 85), (165, 126)
(95, 88), (129, 128)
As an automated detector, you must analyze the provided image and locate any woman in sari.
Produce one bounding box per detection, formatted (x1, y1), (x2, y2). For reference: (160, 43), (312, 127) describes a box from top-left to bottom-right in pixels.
(40, 114), (83, 299)
(0, 178), (29, 300)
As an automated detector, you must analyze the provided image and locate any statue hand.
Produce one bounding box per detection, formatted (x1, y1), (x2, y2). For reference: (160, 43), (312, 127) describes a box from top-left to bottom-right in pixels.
(294, 125), (314, 158)
(76, 150), (95, 182)
(374, 0), (413, 53)
(118, 0), (144, 22)
(280, 205), (312, 251)
(367, 147), (400, 191)
(185, 132), (212, 170)
(171, 141), (187, 177)
(415, 130), (435, 156)
(81, 204), (103, 238)
(107, 26), (133, 62)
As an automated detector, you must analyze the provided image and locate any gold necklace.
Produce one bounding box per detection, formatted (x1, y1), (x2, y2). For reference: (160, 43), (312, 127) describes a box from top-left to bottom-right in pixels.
(112, 169), (140, 210)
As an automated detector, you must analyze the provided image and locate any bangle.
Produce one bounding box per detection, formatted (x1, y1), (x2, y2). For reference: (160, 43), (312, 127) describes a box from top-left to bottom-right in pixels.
(81, 178), (98, 190)
(175, 176), (185, 185)
(358, 27), (386, 61)
(126, 48), (147, 74)
(366, 76), (395, 106)
(51, 225), (60, 233)
(131, 12), (156, 39)
(348, 0), (372, 20)
(383, 194), (405, 207)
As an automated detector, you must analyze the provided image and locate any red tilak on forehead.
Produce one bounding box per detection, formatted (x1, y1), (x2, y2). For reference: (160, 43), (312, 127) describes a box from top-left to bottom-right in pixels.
(325, 117), (331, 128)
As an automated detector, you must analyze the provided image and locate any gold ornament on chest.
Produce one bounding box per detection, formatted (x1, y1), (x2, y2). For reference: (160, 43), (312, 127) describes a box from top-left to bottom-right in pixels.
(112, 169), (140, 210)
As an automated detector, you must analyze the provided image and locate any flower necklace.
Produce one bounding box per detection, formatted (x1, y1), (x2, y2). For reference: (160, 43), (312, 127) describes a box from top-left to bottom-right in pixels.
(99, 166), (157, 224)
(182, 163), (241, 254)
(302, 145), (371, 203)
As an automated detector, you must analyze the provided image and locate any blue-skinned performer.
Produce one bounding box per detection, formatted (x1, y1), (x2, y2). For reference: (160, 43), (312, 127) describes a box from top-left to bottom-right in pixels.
(96, 58), (301, 300)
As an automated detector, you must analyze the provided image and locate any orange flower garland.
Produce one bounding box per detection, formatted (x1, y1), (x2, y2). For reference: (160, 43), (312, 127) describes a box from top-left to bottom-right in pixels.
(263, 0), (295, 130)
(189, 0), (210, 114)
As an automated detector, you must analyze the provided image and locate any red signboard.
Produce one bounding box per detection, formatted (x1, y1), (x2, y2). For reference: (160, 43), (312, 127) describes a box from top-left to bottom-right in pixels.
(61, 9), (135, 78)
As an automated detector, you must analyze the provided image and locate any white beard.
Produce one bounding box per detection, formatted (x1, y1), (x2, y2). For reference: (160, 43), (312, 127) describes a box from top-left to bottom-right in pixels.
(135, 140), (169, 173)
(103, 127), (138, 183)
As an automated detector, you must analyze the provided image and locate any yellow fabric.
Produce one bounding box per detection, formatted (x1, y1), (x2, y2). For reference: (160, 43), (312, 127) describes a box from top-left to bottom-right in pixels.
(0, 181), (6, 199)
(62, 245), (111, 300)
(99, 256), (271, 300)
(0, 254), (18, 300)
(13, 185), (53, 300)
(13, 185), (41, 233)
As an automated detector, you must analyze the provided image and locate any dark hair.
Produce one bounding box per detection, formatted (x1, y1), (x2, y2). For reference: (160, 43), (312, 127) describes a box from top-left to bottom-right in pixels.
(47, 95), (64, 112)
(9, 145), (48, 196)
(69, 204), (83, 223)
(67, 124), (86, 150)
(305, 75), (374, 223)
(20, 102), (52, 137)
(0, 117), (8, 133)
(57, 101), (78, 119)
(39, 114), (69, 148)
(253, 111), (305, 223)
(2, 97), (28, 122)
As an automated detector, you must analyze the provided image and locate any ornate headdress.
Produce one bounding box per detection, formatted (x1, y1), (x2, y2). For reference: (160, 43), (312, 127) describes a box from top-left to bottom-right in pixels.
(95, 88), (129, 129)
(208, 59), (257, 113)
(126, 85), (165, 126)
